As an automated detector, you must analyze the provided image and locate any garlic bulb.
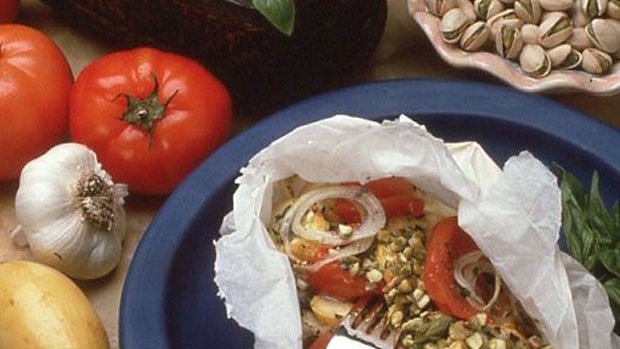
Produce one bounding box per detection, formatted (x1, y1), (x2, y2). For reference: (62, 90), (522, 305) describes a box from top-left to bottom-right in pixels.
(12, 143), (128, 280)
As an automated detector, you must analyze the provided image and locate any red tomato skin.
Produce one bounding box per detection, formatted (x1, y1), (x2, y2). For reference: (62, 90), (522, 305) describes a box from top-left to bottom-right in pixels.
(0, 24), (73, 180)
(423, 216), (481, 320)
(335, 177), (424, 223)
(307, 262), (382, 302)
(69, 47), (232, 195)
(0, 0), (19, 23)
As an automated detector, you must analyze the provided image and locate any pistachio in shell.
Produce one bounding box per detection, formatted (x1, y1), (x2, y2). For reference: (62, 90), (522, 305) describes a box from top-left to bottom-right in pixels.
(580, 0), (608, 17)
(538, 11), (573, 48)
(427, 0), (459, 17)
(496, 22), (525, 58)
(608, 0), (620, 19)
(487, 9), (525, 40)
(519, 44), (552, 76)
(581, 47), (613, 74)
(571, 1), (592, 27)
(568, 27), (594, 50)
(460, 21), (492, 50)
(586, 18), (620, 53)
(539, 0), (575, 11)
(475, 0), (506, 19)
(515, 0), (543, 23)
(521, 23), (540, 44)
(547, 43), (583, 68)
(440, 8), (472, 44)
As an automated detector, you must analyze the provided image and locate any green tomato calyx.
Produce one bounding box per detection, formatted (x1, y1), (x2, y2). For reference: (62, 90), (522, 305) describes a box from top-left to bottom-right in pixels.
(120, 74), (178, 146)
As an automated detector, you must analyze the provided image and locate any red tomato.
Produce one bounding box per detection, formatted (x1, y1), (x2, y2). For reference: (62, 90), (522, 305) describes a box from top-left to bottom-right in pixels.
(307, 262), (382, 302)
(335, 177), (425, 223)
(69, 47), (232, 194)
(0, 0), (19, 23)
(423, 216), (481, 320)
(0, 24), (73, 180)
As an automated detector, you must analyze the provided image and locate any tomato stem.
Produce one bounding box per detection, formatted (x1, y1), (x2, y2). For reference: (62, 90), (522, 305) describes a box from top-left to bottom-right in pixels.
(120, 74), (178, 146)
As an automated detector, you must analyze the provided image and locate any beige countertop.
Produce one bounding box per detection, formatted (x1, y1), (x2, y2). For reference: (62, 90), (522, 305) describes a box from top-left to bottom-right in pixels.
(1, 0), (618, 348)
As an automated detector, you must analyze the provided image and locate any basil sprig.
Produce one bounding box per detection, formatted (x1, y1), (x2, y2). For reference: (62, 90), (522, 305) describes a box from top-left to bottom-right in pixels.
(557, 166), (620, 320)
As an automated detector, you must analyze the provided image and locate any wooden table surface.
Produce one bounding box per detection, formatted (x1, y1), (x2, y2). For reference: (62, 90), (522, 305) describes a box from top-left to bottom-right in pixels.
(1, 0), (618, 348)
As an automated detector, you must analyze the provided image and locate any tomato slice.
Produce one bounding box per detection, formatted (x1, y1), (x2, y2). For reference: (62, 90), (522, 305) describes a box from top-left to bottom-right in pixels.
(423, 216), (481, 320)
(307, 262), (382, 302)
(334, 177), (424, 223)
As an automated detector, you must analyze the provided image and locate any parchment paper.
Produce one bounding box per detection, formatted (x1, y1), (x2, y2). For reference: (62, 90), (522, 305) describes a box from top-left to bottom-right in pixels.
(214, 114), (617, 349)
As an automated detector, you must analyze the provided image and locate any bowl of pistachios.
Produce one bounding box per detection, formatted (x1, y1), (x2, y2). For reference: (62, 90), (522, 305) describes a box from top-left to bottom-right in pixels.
(408, 0), (620, 94)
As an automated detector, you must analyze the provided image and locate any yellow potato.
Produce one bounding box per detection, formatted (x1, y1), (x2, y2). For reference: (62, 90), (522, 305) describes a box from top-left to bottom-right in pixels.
(310, 295), (354, 328)
(0, 260), (109, 349)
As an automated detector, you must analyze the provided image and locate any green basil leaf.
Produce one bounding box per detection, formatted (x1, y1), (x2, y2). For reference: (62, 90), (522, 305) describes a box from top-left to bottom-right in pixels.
(587, 171), (616, 243)
(604, 278), (620, 309)
(562, 200), (585, 263)
(600, 248), (620, 278)
(252, 0), (296, 36)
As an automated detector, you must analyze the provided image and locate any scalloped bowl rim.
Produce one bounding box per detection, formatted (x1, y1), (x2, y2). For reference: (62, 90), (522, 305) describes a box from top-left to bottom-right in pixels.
(408, 0), (620, 96)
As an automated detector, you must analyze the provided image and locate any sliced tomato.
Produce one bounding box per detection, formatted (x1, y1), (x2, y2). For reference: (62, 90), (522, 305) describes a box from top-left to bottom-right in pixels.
(307, 262), (382, 302)
(423, 216), (481, 320)
(334, 177), (424, 223)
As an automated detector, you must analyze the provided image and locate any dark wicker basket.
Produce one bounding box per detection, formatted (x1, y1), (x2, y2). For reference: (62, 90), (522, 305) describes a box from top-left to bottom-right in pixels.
(40, 0), (388, 115)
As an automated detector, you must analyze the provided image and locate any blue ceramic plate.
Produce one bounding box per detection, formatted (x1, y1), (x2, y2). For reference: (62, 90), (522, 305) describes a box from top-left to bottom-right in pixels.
(120, 78), (620, 349)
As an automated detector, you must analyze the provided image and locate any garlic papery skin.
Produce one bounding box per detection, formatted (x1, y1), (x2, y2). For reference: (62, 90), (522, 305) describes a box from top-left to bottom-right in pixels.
(13, 143), (128, 280)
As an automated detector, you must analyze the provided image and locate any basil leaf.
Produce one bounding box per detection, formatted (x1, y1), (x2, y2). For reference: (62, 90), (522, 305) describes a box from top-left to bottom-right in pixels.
(252, 0), (296, 36)
(600, 248), (620, 278)
(604, 278), (620, 309)
(587, 172), (616, 244)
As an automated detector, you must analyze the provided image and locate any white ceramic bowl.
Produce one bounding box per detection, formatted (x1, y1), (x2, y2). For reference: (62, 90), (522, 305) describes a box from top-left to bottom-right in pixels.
(408, 0), (620, 95)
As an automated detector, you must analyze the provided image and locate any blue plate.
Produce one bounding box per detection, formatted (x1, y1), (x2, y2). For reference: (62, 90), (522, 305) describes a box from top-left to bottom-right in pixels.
(120, 78), (620, 349)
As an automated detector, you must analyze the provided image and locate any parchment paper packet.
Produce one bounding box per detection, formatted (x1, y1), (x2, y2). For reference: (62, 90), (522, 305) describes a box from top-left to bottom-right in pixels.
(214, 115), (618, 349)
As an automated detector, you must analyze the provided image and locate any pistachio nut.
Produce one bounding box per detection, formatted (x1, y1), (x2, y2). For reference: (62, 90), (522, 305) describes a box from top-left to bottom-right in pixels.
(608, 0), (620, 19)
(460, 21), (492, 50)
(427, 0), (459, 16)
(581, 47), (613, 73)
(571, 1), (592, 27)
(519, 44), (552, 76)
(515, 0), (543, 23)
(475, 0), (506, 19)
(547, 44), (583, 68)
(498, 0), (517, 5)
(440, 8), (473, 44)
(568, 27), (594, 50)
(496, 23), (525, 58)
(521, 24), (540, 44)
(538, 11), (573, 48)
(457, 0), (480, 22)
(487, 9), (525, 40)
(580, 0), (608, 17)
(586, 19), (620, 53)
(539, 0), (574, 11)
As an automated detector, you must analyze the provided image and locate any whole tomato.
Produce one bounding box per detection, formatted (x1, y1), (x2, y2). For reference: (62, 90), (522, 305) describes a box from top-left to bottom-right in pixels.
(69, 47), (232, 195)
(0, 0), (19, 23)
(0, 24), (73, 180)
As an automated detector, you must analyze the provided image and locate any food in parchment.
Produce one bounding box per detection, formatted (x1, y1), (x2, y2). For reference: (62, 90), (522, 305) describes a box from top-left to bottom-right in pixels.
(268, 176), (550, 349)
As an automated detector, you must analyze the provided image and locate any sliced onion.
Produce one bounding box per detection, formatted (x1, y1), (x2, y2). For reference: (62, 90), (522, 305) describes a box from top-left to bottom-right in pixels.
(277, 185), (385, 270)
(453, 250), (502, 311)
(282, 186), (386, 246)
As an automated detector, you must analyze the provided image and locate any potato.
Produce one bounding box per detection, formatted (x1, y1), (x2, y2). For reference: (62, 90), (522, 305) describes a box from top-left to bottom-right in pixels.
(0, 260), (109, 349)
(310, 295), (354, 328)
